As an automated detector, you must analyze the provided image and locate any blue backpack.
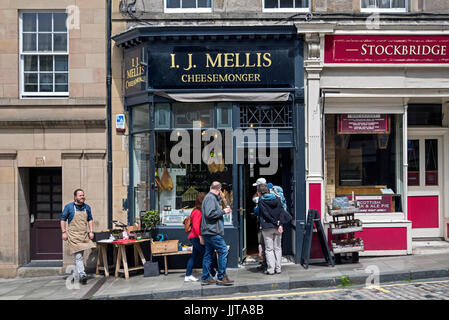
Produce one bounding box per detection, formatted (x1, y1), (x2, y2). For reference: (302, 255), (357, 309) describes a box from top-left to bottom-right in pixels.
(270, 185), (287, 211)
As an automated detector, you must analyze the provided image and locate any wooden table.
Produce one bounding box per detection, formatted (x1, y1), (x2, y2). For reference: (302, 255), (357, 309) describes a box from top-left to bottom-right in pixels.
(113, 239), (150, 280)
(95, 241), (117, 277)
(152, 250), (192, 275)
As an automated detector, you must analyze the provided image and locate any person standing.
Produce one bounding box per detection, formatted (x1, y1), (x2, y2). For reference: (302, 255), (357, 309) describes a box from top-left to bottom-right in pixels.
(60, 189), (96, 284)
(201, 181), (233, 286)
(185, 192), (217, 282)
(257, 184), (284, 275)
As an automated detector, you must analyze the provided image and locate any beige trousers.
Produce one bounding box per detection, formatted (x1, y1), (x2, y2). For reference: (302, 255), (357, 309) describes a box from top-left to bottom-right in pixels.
(262, 228), (282, 274)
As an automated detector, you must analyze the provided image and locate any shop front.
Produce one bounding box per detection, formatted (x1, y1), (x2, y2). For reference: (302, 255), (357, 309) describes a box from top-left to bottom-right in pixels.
(312, 33), (449, 256)
(113, 26), (306, 267)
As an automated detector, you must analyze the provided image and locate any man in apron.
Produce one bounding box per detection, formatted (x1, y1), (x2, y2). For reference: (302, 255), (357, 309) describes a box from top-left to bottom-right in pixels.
(60, 189), (96, 284)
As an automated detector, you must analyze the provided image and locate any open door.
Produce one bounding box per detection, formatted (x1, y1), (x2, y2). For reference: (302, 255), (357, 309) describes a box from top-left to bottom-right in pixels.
(238, 164), (247, 263)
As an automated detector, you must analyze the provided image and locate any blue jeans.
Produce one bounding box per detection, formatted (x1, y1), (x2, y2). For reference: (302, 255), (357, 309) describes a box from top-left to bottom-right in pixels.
(202, 235), (228, 281)
(186, 238), (217, 277)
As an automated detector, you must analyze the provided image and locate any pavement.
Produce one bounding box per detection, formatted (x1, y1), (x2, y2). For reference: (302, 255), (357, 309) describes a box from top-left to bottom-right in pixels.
(1, 251), (449, 300)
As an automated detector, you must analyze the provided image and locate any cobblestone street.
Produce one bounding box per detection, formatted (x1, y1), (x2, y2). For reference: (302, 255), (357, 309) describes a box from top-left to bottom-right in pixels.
(205, 278), (449, 300)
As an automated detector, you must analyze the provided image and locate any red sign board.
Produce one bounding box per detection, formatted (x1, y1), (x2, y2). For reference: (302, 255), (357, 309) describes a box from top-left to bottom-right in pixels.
(345, 195), (393, 213)
(338, 114), (389, 134)
(325, 35), (449, 64)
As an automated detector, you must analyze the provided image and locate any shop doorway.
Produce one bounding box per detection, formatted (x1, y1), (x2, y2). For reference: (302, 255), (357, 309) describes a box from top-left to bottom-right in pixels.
(407, 132), (446, 238)
(30, 168), (63, 260)
(243, 148), (294, 259)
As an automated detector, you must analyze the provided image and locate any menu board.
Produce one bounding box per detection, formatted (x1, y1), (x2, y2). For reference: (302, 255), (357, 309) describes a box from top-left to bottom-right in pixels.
(338, 114), (390, 134)
(344, 195), (393, 213)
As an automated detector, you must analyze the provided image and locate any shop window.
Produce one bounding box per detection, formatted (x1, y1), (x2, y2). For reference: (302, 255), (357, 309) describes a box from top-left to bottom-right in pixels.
(155, 103), (171, 129)
(425, 139), (438, 186)
(133, 133), (150, 219)
(408, 104), (442, 126)
(132, 104), (150, 132)
(361, 0), (407, 11)
(217, 103), (233, 129)
(165, 0), (212, 12)
(173, 103), (214, 129)
(264, 0), (309, 12)
(407, 139), (419, 186)
(326, 114), (404, 213)
(155, 131), (233, 226)
(240, 103), (293, 128)
(20, 11), (68, 97)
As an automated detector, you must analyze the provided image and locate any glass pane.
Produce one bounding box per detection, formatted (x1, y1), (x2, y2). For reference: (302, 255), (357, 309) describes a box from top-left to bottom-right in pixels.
(173, 103), (214, 128)
(361, 0), (375, 8)
(38, 13), (52, 32)
(37, 212), (51, 220)
(408, 104), (442, 126)
(53, 34), (67, 51)
(25, 84), (38, 92)
(182, 0), (196, 8)
(53, 13), (67, 32)
(167, 0), (181, 8)
(23, 13), (36, 32)
(133, 133), (150, 219)
(217, 103), (232, 128)
(37, 203), (51, 212)
(265, 0), (278, 8)
(280, 0), (293, 8)
(39, 56), (53, 71)
(407, 140), (419, 186)
(132, 104), (150, 131)
(379, 0), (391, 8)
(53, 185), (62, 193)
(391, 0), (405, 8)
(36, 185), (50, 192)
(55, 55), (68, 71)
(155, 103), (171, 129)
(37, 176), (50, 183)
(38, 33), (52, 51)
(23, 33), (36, 51)
(37, 194), (50, 202)
(55, 85), (68, 92)
(39, 73), (53, 92)
(295, 0), (308, 8)
(24, 73), (38, 85)
(55, 73), (68, 85)
(198, 0), (211, 7)
(425, 139), (438, 186)
(24, 56), (38, 71)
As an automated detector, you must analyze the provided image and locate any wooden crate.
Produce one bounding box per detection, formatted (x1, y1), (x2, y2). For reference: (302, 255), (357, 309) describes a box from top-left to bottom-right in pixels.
(150, 240), (179, 254)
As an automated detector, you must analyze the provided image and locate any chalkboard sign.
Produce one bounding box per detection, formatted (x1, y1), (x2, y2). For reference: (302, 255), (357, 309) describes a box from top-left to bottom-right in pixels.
(301, 209), (334, 269)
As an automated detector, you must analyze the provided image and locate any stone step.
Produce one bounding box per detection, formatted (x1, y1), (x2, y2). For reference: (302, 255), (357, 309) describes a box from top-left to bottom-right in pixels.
(17, 260), (64, 278)
(412, 240), (449, 255)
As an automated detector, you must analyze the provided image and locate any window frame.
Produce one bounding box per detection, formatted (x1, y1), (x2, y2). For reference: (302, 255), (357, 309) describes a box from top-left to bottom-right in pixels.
(262, 0), (310, 13)
(19, 10), (69, 98)
(360, 0), (408, 13)
(164, 0), (213, 13)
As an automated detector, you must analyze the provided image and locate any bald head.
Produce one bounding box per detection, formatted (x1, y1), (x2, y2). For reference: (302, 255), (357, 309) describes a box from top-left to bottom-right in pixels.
(210, 181), (222, 195)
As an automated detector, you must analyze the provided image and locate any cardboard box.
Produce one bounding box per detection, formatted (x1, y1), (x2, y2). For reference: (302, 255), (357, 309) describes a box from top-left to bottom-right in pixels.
(150, 240), (179, 254)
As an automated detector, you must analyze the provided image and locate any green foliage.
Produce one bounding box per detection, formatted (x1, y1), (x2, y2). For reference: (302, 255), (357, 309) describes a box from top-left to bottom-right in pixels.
(339, 276), (352, 287)
(141, 210), (160, 231)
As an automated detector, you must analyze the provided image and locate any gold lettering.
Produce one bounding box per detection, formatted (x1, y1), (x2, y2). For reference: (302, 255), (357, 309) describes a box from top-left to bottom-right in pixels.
(224, 53), (234, 68)
(181, 74), (187, 82)
(255, 74), (261, 82)
(256, 53), (262, 67)
(234, 53), (246, 68)
(206, 53), (222, 68)
(262, 53), (272, 67)
(184, 53), (194, 71)
(170, 54), (176, 68)
(245, 53), (256, 67)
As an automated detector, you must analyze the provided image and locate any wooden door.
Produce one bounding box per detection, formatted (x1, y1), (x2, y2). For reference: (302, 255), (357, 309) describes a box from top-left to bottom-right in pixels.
(30, 168), (63, 260)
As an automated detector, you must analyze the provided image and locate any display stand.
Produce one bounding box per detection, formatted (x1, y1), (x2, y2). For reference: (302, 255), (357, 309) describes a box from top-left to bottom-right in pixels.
(301, 209), (334, 269)
(328, 200), (364, 264)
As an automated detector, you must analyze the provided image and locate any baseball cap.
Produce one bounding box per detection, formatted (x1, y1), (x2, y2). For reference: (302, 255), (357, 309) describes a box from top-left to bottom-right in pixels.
(252, 178), (267, 186)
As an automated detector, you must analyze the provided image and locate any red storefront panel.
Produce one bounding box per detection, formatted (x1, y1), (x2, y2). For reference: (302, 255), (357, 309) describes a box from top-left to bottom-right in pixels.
(325, 35), (449, 64)
(354, 227), (407, 251)
(309, 183), (321, 217)
(408, 196), (439, 229)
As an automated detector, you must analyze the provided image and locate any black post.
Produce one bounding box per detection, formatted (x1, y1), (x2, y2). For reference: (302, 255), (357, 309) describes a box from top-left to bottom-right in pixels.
(106, 0), (113, 229)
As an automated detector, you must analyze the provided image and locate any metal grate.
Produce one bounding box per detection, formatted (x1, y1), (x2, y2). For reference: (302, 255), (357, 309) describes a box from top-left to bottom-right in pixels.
(240, 103), (293, 128)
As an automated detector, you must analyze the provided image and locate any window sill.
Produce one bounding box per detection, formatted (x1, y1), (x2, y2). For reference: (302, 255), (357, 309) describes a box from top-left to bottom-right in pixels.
(263, 8), (310, 13)
(164, 8), (213, 13)
(360, 8), (407, 13)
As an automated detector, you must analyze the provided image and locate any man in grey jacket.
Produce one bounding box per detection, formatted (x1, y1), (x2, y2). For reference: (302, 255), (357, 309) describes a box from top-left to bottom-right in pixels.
(200, 181), (234, 286)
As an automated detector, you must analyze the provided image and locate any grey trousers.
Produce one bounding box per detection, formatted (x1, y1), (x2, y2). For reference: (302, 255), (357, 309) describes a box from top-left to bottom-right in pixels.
(262, 228), (282, 274)
(74, 251), (86, 279)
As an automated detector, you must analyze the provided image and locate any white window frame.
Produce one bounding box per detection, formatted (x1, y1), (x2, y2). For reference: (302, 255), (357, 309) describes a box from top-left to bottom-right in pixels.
(263, 0), (310, 13)
(164, 0), (213, 13)
(360, 0), (408, 13)
(19, 10), (69, 98)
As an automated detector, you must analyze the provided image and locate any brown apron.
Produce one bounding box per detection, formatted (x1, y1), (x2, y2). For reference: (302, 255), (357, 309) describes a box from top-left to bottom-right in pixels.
(67, 205), (96, 255)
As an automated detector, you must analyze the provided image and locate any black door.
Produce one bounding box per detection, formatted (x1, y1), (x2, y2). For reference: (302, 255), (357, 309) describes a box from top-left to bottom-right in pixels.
(30, 168), (63, 260)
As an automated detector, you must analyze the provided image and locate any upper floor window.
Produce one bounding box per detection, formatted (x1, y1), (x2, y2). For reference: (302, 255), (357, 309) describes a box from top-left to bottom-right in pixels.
(361, 0), (407, 12)
(20, 11), (68, 98)
(165, 0), (212, 13)
(263, 0), (310, 12)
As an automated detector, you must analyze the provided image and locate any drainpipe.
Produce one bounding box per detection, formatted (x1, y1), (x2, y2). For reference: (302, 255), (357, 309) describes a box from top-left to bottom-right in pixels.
(107, 0), (113, 229)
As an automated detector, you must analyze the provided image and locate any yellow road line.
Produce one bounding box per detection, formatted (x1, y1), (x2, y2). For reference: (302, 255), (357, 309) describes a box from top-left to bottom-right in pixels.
(201, 278), (449, 300)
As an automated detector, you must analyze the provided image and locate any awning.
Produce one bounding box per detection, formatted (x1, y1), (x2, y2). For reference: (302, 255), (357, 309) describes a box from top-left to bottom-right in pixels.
(323, 96), (406, 114)
(154, 91), (290, 102)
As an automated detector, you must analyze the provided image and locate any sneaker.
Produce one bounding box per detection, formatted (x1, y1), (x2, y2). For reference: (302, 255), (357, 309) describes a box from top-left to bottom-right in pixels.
(184, 275), (199, 282)
(264, 270), (275, 275)
(201, 278), (217, 286)
(80, 275), (88, 285)
(216, 275), (234, 286)
(275, 270), (282, 274)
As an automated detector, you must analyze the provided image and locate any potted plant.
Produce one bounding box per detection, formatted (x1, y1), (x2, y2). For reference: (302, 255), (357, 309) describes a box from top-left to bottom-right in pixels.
(141, 210), (160, 239)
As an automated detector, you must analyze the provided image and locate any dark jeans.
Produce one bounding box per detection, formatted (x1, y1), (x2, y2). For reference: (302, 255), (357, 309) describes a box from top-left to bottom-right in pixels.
(202, 234), (228, 281)
(186, 237), (217, 277)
